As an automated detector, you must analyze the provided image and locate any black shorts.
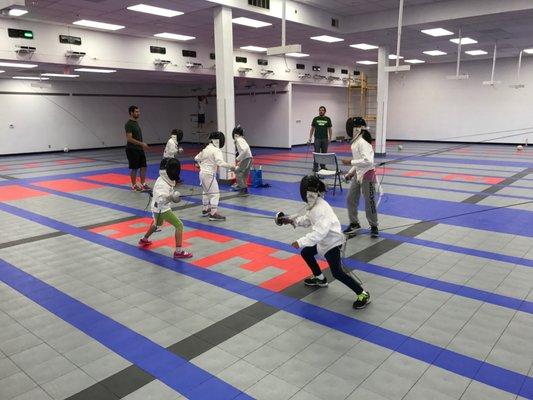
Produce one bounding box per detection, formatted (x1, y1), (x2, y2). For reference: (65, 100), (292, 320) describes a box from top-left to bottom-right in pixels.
(198, 113), (206, 124)
(125, 148), (147, 169)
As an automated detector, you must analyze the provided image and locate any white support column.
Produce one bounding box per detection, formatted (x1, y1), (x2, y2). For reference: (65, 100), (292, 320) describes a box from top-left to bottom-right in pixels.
(214, 6), (236, 181)
(375, 46), (389, 157)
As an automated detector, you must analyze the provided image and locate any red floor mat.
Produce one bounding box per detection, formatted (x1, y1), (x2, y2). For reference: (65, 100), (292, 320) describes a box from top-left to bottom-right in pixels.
(35, 179), (103, 192)
(0, 185), (48, 201)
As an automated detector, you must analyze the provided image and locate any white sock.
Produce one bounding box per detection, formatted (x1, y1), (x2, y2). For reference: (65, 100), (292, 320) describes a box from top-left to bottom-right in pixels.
(316, 274), (325, 280)
(176, 246), (182, 253)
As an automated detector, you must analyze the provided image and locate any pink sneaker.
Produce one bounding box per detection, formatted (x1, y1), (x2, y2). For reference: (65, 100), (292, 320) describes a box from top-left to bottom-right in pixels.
(141, 183), (151, 190)
(138, 238), (152, 246)
(131, 183), (143, 191)
(173, 250), (193, 259)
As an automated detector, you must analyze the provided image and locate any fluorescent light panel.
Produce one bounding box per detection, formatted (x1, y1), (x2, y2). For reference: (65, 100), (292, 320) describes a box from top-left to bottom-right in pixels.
(240, 46), (267, 52)
(8, 8), (28, 16)
(465, 50), (488, 55)
(13, 76), (49, 80)
(154, 32), (195, 41)
(286, 52), (309, 58)
(350, 43), (378, 50)
(0, 70), (4, 73)
(421, 28), (453, 37)
(41, 73), (80, 78)
(356, 60), (377, 65)
(74, 68), (116, 73)
(127, 4), (183, 17)
(73, 20), (124, 31)
(405, 59), (425, 64)
(232, 17), (271, 28)
(0, 62), (37, 68)
(310, 35), (344, 43)
(450, 37), (477, 45)
(423, 50), (447, 56)
(523, 48), (533, 54)
(389, 54), (404, 60)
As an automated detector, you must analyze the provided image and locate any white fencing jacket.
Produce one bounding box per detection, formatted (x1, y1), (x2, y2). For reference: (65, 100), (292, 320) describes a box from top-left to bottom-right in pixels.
(235, 136), (252, 162)
(163, 138), (179, 159)
(348, 135), (375, 182)
(194, 143), (233, 175)
(294, 197), (345, 255)
(151, 171), (175, 213)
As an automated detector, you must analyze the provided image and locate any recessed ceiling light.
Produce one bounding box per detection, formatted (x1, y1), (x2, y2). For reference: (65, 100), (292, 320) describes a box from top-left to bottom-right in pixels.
(421, 28), (453, 37)
(0, 70), (4, 73)
(154, 32), (195, 41)
(0, 62), (38, 68)
(74, 68), (116, 73)
(350, 43), (378, 50)
(356, 60), (378, 65)
(73, 20), (124, 31)
(465, 50), (488, 56)
(8, 8), (28, 16)
(286, 52), (309, 58)
(423, 50), (447, 56)
(41, 73), (80, 78)
(389, 54), (404, 60)
(310, 35), (344, 43)
(13, 76), (49, 80)
(405, 59), (426, 64)
(523, 48), (533, 54)
(240, 46), (267, 52)
(450, 37), (477, 45)
(127, 4), (183, 17)
(232, 17), (271, 28)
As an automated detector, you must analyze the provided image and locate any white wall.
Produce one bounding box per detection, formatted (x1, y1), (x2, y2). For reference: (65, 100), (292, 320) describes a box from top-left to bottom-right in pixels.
(0, 79), (210, 154)
(388, 57), (533, 143)
(291, 84), (348, 145)
(235, 83), (291, 148)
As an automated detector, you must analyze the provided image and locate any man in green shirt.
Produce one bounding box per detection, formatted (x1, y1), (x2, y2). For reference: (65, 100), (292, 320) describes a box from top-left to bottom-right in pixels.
(308, 105), (332, 172)
(125, 105), (150, 191)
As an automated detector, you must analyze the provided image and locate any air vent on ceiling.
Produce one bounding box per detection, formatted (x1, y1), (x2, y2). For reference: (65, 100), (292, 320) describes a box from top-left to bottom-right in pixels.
(248, 0), (270, 10)
(331, 18), (339, 28)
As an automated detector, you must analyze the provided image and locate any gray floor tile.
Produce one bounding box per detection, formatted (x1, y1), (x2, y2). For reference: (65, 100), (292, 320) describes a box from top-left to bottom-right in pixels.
(122, 380), (183, 400)
(271, 357), (324, 388)
(23, 355), (78, 385)
(0, 372), (38, 400)
(305, 371), (359, 400)
(245, 373), (300, 400)
(217, 360), (268, 391)
(41, 368), (97, 400)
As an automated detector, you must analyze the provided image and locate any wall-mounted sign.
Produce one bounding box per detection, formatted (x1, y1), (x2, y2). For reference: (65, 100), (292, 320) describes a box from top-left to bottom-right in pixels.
(59, 35), (81, 45)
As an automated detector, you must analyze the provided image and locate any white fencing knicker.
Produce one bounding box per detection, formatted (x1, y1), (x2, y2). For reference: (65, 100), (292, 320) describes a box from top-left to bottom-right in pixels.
(200, 171), (219, 213)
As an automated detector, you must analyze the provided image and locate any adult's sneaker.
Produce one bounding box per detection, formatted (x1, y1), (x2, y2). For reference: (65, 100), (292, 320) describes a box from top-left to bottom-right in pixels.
(353, 291), (370, 309)
(201, 209), (211, 217)
(304, 276), (328, 287)
(238, 188), (249, 197)
(343, 222), (361, 235)
(370, 226), (379, 238)
(174, 250), (193, 259)
(209, 213), (226, 221)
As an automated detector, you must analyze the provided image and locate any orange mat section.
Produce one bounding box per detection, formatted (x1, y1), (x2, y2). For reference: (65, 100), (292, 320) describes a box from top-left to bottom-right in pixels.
(0, 185), (49, 201)
(35, 179), (103, 192)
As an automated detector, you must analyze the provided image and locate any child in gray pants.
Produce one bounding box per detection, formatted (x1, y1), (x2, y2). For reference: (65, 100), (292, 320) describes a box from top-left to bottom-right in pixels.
(342, 128), (379, 238)
(232, 125), (253, 196)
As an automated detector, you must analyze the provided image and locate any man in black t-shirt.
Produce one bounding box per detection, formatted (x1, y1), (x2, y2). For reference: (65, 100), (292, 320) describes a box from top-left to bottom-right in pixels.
(125, 105), (149, 191)
(308, 105), (332, 171)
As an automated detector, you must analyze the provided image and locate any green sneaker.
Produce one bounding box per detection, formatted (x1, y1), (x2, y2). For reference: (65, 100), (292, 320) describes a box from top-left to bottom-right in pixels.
(353, 291), (370, 309)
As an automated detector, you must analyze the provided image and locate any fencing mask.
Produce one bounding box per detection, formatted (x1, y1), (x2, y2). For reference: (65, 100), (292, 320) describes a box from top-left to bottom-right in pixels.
(171, 129), (184, 144)
(346, 116), (367, 139)
(165, 158), (181, 182)
(232, 125), (244, 139)
(209, 131), (225, 148)
(299, 175), (326, 208)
